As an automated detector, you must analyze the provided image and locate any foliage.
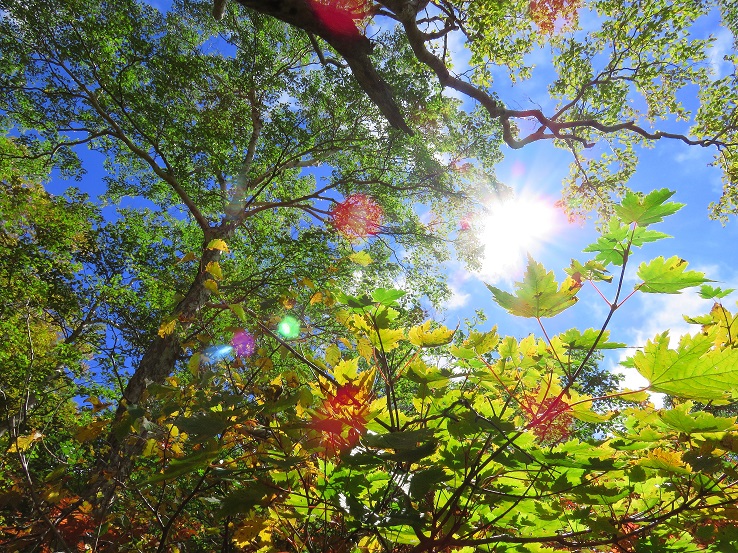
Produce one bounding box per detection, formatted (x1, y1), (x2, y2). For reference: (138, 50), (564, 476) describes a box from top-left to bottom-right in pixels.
(0, 0), (737, 552)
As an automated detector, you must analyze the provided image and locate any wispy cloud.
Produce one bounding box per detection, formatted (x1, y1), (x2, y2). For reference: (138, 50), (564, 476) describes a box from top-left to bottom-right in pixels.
(709, 28), (734, 78)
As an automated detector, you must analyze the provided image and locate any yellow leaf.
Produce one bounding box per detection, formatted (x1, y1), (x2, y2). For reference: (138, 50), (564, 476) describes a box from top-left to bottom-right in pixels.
(358, 534), (382, 552)
(370, 328), (405, 351)
(284, 371), (300, 388)
(207, 238), (230, 252)
(158, 318), (177, 337)
(301, 277), (315, 289)
(228, 303), (247, 322)
(309, 291), (323, 305)
(639, 448), (692, 474)
(332, 357), (359, 385)
(176, 251), (197, 264)
(8, 430), (43, 453)
(325, 343), (341, 366)
(143, 438), (160, 457)
(75, 419), (108, 443)
(188, 353), (202, 377)
(256, 357), (274, 372)
(205, 261), (223, 280)
(232, 517), (270, 548)
(85, 396), (112, 413)
(348, 251), (372, 266)
(408, 320), (455, 348)
(203, 280), (219, 294)
(338, 337), (353, 350)
(357, 337), (374, 360)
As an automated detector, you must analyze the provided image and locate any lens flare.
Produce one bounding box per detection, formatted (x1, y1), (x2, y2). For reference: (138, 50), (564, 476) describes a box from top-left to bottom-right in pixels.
(231, 329), (256, 357)
(203, 345), (234, 362)
(330, 194), (383, 239)
(277, 316), (300, 339)
(310, 0), (370, 37)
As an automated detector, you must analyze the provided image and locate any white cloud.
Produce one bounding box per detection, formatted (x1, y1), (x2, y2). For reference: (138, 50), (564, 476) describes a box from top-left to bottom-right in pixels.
(443, 282), (471, 310)
(708, 28), (733, 78)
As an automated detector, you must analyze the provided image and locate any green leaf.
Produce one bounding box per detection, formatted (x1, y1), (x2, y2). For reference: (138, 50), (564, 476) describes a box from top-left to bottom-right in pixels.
(614, 189), (683, 226)
(348, 250), (372, 266)
(699, 284), (735, 300)
(176, 413), (228, 441)
(335, 292), (374, 308)
(217, 483), (272, 517)
(637, 256), (710, 293)
(371, 288), (407, 306)
(628, 331), (738, 400)
(228, 303), (247, 322)
(363, 428), (436, 450)
(143, 445), (219, 484)
(657, 403), (737, 434)
(566, 259), (613, 282)
(558, 328), (625, 350)
(487, 256), (580, 318)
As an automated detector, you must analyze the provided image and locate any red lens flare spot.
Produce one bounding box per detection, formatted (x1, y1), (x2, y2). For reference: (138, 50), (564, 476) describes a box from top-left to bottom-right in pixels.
(329, 194), (383, 239)
(521, 391), (573, 444)
(529, 0), (581, 34)
(310, 383), (370, 456)
(309, 0), (371, 37)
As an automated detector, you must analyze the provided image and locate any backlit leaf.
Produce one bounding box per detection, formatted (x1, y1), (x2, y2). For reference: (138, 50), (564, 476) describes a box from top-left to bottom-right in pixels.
(206, 238), (229, 252)
(348, 250), (372, 266)
(626, 331), (738, 400)
(75, 419), (109, 443)
(408, 320), (455, 348)
(228, 303), (246, 322)
(8, 430), (43, 453)
(637, 256), (710, 293)
(487, 256), (580, 318)
(614, 189), (683, 226)
(158, 318), (177, 337)
(176, 251), (197, 264)
(205, 261), (223, 280)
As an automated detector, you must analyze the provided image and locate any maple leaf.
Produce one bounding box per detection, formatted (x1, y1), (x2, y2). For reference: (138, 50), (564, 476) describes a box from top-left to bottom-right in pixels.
(487, 256), (580, 318)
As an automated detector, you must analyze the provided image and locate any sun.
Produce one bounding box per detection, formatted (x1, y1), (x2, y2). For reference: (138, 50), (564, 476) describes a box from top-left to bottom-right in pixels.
(475, 192), (560, 281)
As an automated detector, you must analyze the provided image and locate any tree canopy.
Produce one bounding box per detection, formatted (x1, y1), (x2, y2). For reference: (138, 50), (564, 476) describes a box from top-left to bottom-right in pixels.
(1, 0), (738, 552)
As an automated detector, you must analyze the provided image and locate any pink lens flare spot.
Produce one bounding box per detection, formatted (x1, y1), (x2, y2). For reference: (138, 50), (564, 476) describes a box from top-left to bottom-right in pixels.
(231, 330), (255, 357)
(329, 194), (384, 239)
(459, 213), (473, 230)
(310, 0), (370, 37)
(510, 160), (527, 178)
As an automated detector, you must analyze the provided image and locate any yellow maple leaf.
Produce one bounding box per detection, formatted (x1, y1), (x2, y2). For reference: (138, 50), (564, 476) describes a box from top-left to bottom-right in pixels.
(205, 261), (223, 280)
(206, 238), (230, 252)
(8, 430), (43, 453)
(158, 318), (177, 337)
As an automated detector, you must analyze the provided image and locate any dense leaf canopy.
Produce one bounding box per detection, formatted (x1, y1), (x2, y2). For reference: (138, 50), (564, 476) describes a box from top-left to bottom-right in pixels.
(1, 1), (738, 552)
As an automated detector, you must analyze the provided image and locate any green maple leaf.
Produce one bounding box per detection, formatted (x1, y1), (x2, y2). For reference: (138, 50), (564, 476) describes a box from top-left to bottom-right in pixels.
(625, 331), (738, 400)
(583, 221), (670, 266)
(558, 328), (626, 350)
(487, 256), (580, 318)
(614, 189), (684, 226)
(637, 256), (711, 293)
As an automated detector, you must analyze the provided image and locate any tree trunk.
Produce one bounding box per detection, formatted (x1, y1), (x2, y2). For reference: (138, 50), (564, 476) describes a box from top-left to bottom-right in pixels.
(91, 241), (224, 516)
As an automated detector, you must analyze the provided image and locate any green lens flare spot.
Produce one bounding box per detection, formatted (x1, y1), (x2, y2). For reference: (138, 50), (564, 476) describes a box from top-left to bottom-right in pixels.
(277, 316), (300, 339)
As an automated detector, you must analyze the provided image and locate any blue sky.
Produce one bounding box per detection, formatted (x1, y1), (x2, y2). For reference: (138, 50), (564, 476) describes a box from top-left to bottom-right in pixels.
(44, 1), (738, 399)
